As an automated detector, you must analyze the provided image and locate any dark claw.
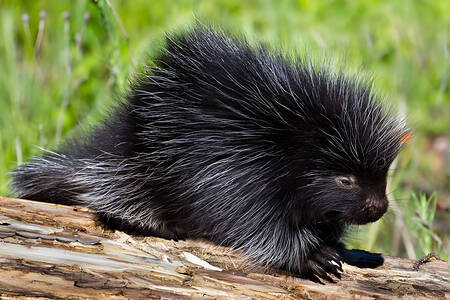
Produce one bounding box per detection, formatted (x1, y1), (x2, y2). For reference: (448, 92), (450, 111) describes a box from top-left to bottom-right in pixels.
(330, 256), (343, 272)
(328, 264), (342, 279)
(310, 262), (327, 278)
(322, 273), (336, 283)
(336, 261), (343, 272)
(330, 251), (342, 263)
(309, 274), (322, 284)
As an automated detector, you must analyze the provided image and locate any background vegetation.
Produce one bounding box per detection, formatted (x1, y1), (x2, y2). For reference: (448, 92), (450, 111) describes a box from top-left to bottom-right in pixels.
(0, 0), (448, 262)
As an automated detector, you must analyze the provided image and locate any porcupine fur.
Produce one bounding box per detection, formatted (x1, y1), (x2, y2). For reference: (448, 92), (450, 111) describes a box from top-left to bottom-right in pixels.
(10, 25), (409, 282)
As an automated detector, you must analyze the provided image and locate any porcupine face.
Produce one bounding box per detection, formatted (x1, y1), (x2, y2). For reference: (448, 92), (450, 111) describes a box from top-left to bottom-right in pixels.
(285, 73), (408, 227)
(334, 174), (389, 225)
(315, 106), (406, 226)
(297, 171), (389, 226)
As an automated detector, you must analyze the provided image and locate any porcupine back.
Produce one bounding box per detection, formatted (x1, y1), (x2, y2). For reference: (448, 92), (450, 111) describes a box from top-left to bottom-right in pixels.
(11, 25), (408, 276)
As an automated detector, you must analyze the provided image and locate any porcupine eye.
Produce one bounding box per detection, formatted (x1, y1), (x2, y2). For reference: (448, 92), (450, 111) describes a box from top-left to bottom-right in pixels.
(335, 175), (356, 190)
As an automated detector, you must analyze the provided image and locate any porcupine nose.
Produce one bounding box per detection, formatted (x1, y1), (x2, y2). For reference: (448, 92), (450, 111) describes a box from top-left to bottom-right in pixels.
(365, 194), (389, 222)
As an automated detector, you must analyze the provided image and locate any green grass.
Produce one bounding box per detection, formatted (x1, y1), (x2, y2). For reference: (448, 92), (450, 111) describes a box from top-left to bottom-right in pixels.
(0, 0), (448, 260)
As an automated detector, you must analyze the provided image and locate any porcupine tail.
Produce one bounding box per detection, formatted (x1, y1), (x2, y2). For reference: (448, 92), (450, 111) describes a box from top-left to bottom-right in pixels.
(10, 104), (141, 207)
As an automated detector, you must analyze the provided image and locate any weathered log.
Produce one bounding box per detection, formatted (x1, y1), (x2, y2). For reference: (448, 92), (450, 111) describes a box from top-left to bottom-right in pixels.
(0, 196), (448, 299)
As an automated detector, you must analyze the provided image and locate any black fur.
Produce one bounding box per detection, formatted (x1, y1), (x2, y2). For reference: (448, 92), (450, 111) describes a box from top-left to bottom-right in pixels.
(11, 26), (408, 282)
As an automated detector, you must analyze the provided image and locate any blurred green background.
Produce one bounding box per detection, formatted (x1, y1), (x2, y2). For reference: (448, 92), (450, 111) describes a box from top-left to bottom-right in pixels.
(0, 0), (448, 261)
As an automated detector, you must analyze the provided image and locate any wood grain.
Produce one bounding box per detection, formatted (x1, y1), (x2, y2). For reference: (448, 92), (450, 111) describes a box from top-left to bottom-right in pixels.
(0, 197), (448, 299)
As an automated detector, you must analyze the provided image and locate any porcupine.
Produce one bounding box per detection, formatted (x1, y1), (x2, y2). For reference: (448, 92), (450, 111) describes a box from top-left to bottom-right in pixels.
(10, 25), (409, 282)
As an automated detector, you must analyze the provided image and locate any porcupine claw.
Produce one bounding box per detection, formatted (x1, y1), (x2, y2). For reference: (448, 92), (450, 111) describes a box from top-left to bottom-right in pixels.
(301, 245), (343, 283)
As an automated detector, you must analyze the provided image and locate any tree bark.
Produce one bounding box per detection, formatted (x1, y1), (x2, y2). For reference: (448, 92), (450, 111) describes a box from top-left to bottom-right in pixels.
(0, 196), (448, 299)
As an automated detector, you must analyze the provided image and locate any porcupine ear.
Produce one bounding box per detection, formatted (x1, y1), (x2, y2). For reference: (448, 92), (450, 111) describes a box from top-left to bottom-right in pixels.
(399, 131), (412, 146)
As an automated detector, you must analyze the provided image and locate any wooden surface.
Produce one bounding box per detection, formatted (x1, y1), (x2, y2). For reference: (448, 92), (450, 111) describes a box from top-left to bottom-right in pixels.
(0, 196), (448, 299)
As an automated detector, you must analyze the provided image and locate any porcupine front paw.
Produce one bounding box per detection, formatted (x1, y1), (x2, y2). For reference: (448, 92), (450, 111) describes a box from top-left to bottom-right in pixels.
(300, 245), (343, 283)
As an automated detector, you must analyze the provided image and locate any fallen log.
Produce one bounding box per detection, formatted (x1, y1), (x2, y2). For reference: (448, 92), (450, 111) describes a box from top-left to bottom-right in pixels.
(0, 196), (448, 299)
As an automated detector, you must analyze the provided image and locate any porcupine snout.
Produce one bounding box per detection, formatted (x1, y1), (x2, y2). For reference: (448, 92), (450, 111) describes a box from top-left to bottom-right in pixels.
(364, 194), (388, 222)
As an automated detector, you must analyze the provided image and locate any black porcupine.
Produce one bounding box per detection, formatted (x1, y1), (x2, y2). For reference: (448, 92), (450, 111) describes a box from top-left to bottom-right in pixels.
(11, 26), (409, 282)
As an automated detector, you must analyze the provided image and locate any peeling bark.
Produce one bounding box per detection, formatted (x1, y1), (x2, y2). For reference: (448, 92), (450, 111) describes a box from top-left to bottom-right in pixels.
(0, 197), (448, 299)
